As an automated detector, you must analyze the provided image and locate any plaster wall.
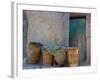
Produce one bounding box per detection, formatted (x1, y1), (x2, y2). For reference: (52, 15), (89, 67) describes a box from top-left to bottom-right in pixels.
(26, 10), (69, 49)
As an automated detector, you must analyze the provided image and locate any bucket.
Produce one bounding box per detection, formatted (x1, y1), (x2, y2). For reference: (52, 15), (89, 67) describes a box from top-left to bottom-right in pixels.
(28, 42), (42, 64)
(67, 47), (79, 67)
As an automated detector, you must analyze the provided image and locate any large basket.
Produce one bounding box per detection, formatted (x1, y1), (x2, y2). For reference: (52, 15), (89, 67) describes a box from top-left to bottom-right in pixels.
(28, 42), (42, 64)
(67, 47), (79, 67)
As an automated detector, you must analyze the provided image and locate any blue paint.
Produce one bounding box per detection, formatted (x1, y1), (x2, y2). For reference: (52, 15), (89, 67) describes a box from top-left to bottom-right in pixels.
(69, 17), (87, 62)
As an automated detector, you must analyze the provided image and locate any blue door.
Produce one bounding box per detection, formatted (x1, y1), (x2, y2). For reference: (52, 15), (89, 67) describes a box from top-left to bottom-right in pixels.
(69, 17), (87, 64)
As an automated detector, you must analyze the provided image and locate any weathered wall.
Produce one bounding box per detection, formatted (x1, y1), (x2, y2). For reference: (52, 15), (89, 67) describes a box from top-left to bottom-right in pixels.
(23, 11), (28, 57)
(86, 14), (91, 64)
(26, 10), (69, 49)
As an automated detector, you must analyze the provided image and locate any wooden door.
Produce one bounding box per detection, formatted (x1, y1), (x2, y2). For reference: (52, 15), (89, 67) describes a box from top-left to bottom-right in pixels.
(69, 17), (87, 64)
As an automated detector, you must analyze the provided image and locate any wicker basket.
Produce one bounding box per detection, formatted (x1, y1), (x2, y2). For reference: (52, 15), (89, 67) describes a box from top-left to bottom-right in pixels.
(28, 42), (42, 64)
(43, 49), (54, 66)
(67, 47), (79, 67)
(54, 48), (66, 66)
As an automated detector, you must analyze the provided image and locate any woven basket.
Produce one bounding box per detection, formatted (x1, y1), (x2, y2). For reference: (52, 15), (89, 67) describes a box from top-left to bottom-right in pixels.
(54, 48), (66, 66)
(28, 42), (42, 64)
(67, 47), (79, 67)
(43, 49), (54, 66)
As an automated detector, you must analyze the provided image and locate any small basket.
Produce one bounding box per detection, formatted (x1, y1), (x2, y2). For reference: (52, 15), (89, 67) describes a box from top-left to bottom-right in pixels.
(28, 42), (42, 64)
(54, 48), (66, 66)
(67, 47), (79, 67)
(43, 49), (54, 66)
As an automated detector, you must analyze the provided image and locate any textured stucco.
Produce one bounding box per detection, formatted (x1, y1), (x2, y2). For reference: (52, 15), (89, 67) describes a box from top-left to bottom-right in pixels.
(23, 11), (28, 57)
(86, 14), (91, 64)
(26, 10), (69, 49)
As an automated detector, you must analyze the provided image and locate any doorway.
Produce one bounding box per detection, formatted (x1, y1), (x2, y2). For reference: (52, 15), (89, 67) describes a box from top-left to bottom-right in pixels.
(69, 16), (87, 65)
